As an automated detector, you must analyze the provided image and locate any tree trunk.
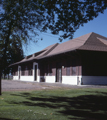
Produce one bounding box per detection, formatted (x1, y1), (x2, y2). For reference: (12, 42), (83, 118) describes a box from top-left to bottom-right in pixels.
(0, 70), (2, 95)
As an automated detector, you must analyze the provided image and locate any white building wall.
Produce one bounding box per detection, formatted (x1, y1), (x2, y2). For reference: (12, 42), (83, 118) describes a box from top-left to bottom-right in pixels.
(62, 76), (82, 85)
(37, 76), (40, 82)
(20, 76), (34, 81)
(40, 75), (81, 85)
(13, 76), (18, 80)
(13, 62), (40, 82)
(82, 76), (107, 85)
(13, 75), (40, 82)
(45, 76), (55, 83)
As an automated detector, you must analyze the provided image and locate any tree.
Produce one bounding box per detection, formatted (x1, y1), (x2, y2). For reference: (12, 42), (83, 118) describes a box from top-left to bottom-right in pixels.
(0, 0), (45, 95)
(40, 0), (107, 41)
(0, 0), (107, 95)
(2, 37), (24, 79)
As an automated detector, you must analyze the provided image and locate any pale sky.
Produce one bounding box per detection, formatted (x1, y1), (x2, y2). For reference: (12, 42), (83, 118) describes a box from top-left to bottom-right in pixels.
(23, 9), (107, 56)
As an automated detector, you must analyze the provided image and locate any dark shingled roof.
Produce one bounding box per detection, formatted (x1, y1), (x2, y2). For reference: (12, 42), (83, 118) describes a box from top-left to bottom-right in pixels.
(9, 32), (107, 66)
(78, 32), (107, 52)
(9, 43), (59, 66)
(38, 32), (107, 59)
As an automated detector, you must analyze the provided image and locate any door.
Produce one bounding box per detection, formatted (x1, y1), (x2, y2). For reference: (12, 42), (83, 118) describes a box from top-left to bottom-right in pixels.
(56, 63), (62, 83)
(19, 67), (21, 80)
(35, 65), (37, 81)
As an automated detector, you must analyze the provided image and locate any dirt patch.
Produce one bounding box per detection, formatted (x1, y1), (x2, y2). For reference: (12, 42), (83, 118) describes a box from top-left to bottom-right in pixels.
(2, 80), (107, 92)
(2, 80), (65, 91)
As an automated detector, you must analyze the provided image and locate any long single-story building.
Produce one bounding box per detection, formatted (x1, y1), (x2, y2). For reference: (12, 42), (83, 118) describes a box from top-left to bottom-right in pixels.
(10, 32), (107, 85)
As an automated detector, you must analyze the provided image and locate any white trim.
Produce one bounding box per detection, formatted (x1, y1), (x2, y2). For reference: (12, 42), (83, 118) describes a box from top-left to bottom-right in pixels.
(82, 76), (107, 85)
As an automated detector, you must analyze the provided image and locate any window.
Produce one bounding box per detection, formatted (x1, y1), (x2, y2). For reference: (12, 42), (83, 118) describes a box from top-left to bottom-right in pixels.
(49, 64), (52, 76)
(46, 64), (52, 76)
(28, 64), (33, 76)
(21, 70), (25, 76)
(28, 69), (32, 75)
(21, 66), (25, 76)
(66, 67), (70, 75)
(72, 59), (77, 75)
(66, 61), (71, 76)
(72, 67), (76, 75)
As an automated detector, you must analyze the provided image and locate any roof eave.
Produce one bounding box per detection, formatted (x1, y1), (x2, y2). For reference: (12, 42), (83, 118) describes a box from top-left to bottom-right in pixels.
(37, 47), (80, 60)
(9, 58), (36, 67)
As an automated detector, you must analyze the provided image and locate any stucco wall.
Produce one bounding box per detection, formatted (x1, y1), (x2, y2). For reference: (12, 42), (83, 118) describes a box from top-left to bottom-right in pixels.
(45, 76), (56, 83)
(82, 76), (107, 85)
(62, 76), (82, 85)
(20, 76), (34, 81)
(13, 76), (18, 80)
(39, 75), (81, 85)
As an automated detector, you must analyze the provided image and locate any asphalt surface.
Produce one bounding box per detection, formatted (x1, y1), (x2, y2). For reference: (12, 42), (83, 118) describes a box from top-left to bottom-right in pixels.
(2, 80), (107, 91)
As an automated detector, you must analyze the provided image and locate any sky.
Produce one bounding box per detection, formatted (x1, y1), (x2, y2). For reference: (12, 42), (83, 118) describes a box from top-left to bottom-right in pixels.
(23, 9), (107, 56)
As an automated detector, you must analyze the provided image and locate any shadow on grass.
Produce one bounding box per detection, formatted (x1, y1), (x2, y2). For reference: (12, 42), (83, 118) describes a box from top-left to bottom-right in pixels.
(0, 118), (16, 120)
(5, 92), (107, 120)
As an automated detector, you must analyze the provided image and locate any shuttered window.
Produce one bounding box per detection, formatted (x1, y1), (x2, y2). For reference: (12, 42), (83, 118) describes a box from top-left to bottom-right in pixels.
(72, 59), (77, 75)
(46, 64), (52, 76)
(28, 64), (33, 76)
(21, 70), (25, 76)
(21, 66), (25, 76)
(66, 61), (71, 76)
(28, 69), (32, 75)
(72, 67), (76, 75)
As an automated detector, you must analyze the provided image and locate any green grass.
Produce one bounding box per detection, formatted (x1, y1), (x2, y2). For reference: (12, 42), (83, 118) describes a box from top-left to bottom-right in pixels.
(1, 88), (107, 120)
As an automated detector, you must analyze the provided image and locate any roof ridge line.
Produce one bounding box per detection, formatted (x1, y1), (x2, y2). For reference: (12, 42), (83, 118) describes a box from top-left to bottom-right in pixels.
(82, 32), (93, 45)
(43, 43), (59, 56)
(97, 37), (107, 46)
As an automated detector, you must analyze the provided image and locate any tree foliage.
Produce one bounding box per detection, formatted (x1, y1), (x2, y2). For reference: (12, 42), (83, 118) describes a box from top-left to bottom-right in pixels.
(40, 0), (107, 41)
(2, 37), (24, 76)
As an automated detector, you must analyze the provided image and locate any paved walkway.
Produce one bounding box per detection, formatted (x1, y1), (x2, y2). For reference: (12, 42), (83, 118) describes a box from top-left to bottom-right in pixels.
(2, 80), (107, 91)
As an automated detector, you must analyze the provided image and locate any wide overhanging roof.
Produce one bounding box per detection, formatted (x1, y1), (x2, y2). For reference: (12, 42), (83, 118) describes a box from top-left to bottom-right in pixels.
(9, 32), (107, 66)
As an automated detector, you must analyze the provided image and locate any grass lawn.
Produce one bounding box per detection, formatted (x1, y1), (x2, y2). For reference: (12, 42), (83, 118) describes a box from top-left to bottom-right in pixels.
(1, 88), (107, 120)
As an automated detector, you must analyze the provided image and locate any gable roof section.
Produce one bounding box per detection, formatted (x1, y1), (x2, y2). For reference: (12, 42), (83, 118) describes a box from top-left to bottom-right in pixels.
(38, 32), (107, 59)
(9, 43), (59, 66)
(42, 32), (92, 58)
(78, 32), (107, 52)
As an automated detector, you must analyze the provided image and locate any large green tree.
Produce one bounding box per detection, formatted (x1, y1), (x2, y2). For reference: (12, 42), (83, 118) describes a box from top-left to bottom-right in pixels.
(0, 0), (107, 95)
(0, 0), (45, 95)
(2, 37), (24, 79)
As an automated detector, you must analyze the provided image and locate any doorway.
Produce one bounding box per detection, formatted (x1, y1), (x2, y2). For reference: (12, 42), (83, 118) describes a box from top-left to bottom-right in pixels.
(56, 63), (62, 83)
